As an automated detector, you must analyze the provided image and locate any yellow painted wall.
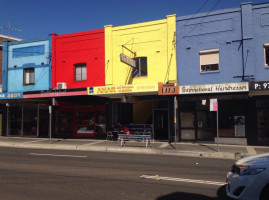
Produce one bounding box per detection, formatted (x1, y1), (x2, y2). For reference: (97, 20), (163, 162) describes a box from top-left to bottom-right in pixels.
(105, 14), (177, 86)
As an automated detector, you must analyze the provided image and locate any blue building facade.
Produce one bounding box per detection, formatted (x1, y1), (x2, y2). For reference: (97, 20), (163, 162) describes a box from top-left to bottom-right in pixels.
(176, 2), (269, 145)
(2, 37), (51, 93)
(1, 37), (52, 137)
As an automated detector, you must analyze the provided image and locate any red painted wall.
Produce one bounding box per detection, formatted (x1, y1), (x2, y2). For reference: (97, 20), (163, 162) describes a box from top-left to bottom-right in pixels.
(51, 29), (105, 89)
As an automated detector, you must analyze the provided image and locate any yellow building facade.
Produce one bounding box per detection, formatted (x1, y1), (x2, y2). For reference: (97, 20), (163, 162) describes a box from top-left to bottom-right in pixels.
(89, 15), (177, 140)
(105, 14), (177, 86)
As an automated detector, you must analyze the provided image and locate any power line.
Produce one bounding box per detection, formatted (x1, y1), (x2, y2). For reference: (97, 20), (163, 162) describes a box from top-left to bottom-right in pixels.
(179, 0), (210, 28)
(178, 0), (223, 42)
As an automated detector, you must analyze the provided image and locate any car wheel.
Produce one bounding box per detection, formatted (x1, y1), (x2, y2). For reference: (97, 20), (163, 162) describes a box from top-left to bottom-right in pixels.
(260, 183), (269, 200)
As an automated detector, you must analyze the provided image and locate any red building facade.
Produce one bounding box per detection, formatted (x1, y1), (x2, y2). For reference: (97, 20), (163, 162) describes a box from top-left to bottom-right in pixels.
(51, 29), (105, 89)
(51, 30), (106, 138)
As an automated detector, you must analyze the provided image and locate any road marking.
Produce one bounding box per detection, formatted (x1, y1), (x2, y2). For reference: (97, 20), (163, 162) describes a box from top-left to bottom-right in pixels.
(140, 175), (226, 186)
(29, 153), (87, 158)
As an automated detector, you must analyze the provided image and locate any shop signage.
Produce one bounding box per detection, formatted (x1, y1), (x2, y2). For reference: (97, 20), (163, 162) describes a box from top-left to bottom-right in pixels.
(88, 83), (158, 95)
(0, 92), (23, 99)
(249, 81), (269, 91)
(179, 82), (248, 94)
(120, 53), (136, 68)
(158, 85), (179, 95)
(23, 89), (87, 98)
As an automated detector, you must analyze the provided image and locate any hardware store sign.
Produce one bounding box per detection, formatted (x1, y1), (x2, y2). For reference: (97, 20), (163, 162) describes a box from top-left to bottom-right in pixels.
(179, 82), (248, 94)
(88, 83), (158, 95)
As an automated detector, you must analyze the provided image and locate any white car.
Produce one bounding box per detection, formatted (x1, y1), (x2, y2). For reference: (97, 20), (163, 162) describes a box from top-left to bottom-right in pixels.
(226, 153), (269, 200)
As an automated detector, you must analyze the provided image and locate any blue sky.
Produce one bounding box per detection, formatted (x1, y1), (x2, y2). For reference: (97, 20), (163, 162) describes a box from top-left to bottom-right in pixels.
(0, 0), (268, 39)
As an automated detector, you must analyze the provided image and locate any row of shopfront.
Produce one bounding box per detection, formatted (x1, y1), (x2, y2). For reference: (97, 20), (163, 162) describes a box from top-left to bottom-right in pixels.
(1, 81), (269, 145)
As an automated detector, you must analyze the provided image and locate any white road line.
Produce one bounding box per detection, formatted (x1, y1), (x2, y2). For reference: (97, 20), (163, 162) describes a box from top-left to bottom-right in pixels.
(140, 175), (226, 186)
(29, 153), (87, 158)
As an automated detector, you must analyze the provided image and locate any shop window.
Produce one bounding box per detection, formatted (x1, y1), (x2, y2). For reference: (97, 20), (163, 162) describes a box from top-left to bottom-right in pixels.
(57, 111), (74, 134)
(200, 49), (219, 72)
(75, 64), (87, 81)
(132, 57), (147, 77)
(77, 112), (94, 134)
(96, 110), (106, 134)
(13, 45), (45, 58)
(23, 68), (35, 85)
(264, 44), (269, 67)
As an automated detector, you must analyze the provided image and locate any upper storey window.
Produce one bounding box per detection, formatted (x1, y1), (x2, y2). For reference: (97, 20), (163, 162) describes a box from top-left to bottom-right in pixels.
(132, 57), (147, 77)
(23, 68), (35, 85)
(200, 49), (219, 73)
(75, 64), (87, 81)
(264, 44), (269, 67)
(13, 45), (45, 58)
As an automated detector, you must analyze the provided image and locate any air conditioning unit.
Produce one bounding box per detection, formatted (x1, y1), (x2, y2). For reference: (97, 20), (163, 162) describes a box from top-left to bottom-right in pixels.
(57, 82), (67, 89)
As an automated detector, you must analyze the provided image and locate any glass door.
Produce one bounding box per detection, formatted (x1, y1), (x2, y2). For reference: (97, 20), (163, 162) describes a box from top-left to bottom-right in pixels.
(180, 112), (195, 140)
(8, 106), (22, 136)
(153, 110), (168, 140)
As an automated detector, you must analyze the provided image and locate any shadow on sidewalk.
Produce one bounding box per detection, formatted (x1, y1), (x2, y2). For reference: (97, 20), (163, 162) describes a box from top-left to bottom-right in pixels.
(199, 144), (218, 152)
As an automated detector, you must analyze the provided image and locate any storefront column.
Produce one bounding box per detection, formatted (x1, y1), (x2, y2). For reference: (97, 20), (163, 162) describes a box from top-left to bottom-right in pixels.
(6, 106), (8, 136)
(21, 106), (23, 136)
(37, 104), (40, 137)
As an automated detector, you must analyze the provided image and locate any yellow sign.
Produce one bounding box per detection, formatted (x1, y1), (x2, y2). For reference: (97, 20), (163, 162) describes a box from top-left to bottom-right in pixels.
(88, 83), (158, 95)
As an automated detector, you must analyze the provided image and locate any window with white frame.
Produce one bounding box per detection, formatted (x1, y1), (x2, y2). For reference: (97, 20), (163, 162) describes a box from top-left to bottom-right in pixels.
(264, 44), (269, 67)
(75, 64), (87, 81)
(132, 57), (147, 77)
(23, 68), (35, 85)
(200, 49), (219, 72)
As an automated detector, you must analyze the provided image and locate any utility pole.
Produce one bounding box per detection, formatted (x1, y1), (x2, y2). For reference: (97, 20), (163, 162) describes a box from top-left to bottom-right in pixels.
(0, 22), (23, 35)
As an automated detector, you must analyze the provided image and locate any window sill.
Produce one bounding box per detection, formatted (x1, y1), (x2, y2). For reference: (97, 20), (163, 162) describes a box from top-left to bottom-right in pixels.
(200, 70), (220, 74)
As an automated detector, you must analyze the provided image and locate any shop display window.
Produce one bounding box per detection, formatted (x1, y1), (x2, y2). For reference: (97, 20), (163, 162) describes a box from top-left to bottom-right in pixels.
(57, 111), (74, 134)
(257, 107), (269, 143)
(76, 112), (94, 134)
(96, 110), (106, 134)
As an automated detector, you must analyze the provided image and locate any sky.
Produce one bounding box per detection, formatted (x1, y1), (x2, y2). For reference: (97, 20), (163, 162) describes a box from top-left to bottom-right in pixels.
(0, 0), (269, 40)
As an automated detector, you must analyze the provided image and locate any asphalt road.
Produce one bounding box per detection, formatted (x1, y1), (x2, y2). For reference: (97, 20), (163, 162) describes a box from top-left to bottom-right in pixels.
(0, 147), (234, 200)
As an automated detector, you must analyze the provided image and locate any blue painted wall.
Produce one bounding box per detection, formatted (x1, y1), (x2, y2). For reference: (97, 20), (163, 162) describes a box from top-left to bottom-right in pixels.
(2, 38), (51, 92)
(251, 3), (269, 81)
(176, 2), (269, 86)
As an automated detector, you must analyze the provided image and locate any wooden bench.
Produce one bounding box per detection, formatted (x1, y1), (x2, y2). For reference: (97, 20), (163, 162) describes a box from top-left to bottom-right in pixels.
(117, 133), (152, 148)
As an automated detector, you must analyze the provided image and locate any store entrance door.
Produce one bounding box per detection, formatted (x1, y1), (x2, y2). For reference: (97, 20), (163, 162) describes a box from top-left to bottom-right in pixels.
(180, 112), (196, 140)
(153, 109), (168, 140)
(39, 106), (49, 137)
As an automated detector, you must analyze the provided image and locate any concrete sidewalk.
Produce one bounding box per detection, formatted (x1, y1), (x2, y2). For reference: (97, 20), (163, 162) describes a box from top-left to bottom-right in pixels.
(0, 136), (269, 160)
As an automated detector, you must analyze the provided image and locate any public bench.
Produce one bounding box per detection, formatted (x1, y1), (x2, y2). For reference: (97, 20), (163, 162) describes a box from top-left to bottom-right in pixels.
(117, 133), (152, 148)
